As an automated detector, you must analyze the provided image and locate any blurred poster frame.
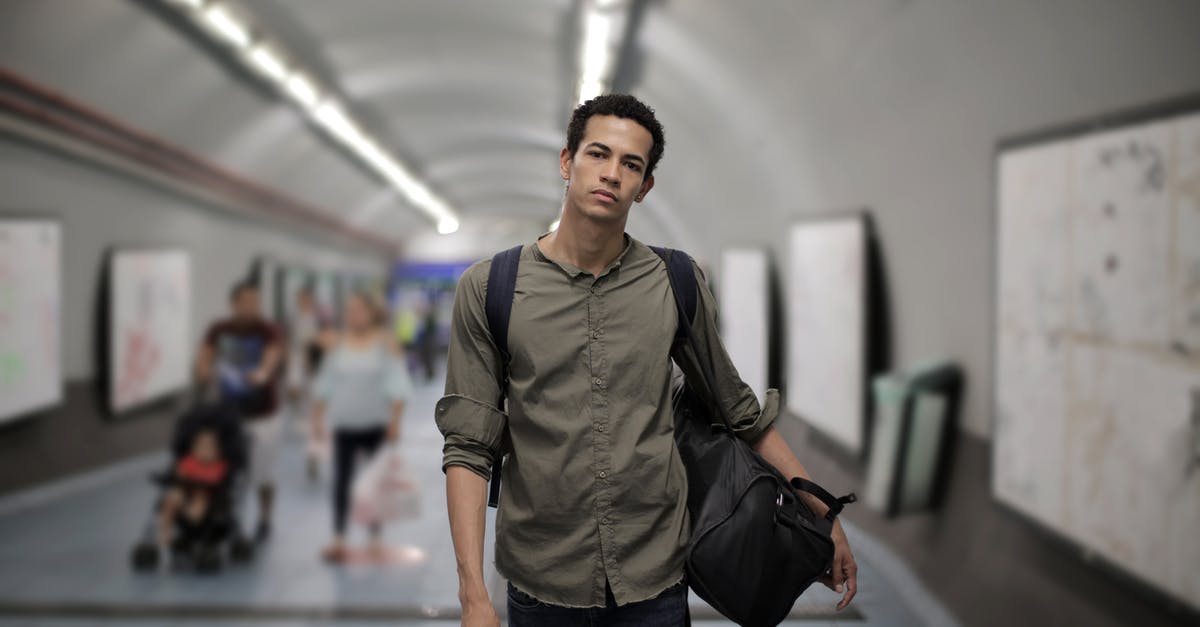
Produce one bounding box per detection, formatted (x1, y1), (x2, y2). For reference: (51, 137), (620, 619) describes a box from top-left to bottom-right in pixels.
(992, 94), (1200, 616)
(0, 214), (63, 424)
(275, 265), (314, 326)
(786, 212), (870, 457)
(249, 255), (280, 324)
(718, 248), (770, 403)
(101, 246), (192, 417)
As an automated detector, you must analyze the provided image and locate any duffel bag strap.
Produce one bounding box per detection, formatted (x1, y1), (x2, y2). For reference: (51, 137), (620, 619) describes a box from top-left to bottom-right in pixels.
(790, 477), (857, 521)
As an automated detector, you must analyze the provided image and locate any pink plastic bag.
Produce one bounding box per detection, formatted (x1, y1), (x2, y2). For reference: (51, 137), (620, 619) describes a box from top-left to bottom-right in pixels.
(350, 446), (420, 524)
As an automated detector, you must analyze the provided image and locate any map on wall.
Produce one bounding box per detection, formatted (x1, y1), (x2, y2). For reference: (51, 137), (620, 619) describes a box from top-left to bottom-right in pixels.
(0, 218), (61, 423)
(994, 108), (1200, 611)
(109, 249), (192, 414)
(787, 216), (866, 454)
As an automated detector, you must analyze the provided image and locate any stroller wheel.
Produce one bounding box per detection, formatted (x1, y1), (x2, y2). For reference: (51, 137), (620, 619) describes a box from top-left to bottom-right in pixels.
(194, 544), (223, 574)
(230, 536), (255, 563)
(130, 543), (159, 571)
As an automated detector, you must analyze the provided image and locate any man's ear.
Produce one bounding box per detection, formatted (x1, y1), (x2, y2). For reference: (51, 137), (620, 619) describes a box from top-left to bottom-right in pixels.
(560, 147), (572, 181)
(635, 175), (655, 202)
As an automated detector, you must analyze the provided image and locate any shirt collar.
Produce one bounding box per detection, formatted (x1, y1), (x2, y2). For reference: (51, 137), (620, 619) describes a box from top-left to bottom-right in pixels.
(533, 231), (634, 279)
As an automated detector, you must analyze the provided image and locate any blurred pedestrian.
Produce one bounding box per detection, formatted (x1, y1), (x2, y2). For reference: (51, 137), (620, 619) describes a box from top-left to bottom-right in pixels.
(195, 280), (284, 543)
(309, 290), (413, 562)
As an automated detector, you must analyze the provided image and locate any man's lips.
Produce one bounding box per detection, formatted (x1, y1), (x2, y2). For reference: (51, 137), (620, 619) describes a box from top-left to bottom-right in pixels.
(591, 189), (618, 202)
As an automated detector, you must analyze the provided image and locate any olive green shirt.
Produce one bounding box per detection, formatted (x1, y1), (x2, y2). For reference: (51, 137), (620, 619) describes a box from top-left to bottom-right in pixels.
(435, 233), (780, 608)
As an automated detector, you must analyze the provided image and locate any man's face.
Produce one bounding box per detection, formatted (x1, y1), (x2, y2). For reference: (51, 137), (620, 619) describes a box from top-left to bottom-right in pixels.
(560, 115), (655, 224)
(232, 288), (261, 321)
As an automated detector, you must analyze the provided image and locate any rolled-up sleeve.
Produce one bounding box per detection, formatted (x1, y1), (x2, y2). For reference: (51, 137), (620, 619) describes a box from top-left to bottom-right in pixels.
(436, 261), (509, 480)
(672, 258), (779, 443)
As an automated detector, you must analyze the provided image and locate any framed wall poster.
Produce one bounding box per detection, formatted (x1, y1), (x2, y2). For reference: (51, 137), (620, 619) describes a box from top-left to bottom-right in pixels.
(0, 216), (62, 423)
(993, 96), (1200, 612)
(786, 214), (868, 455)
(250, 256), (279, 323)
(719, 248), (770, 402)
(107, 248), (192, 415)
(276, 265), (313, 325)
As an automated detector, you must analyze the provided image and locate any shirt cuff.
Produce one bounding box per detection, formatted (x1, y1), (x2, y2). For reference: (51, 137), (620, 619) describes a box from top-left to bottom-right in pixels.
(729, 388), (780, 444)
(436, 394), (507, 476)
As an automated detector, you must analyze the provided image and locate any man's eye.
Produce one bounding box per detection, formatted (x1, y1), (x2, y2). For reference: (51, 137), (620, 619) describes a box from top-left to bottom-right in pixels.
(625, 162), (641, 172)
(589, 151), (604, 158)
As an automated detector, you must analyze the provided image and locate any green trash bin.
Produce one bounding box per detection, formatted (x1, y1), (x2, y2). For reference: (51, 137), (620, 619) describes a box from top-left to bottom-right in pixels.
(864, 363), (962, 516)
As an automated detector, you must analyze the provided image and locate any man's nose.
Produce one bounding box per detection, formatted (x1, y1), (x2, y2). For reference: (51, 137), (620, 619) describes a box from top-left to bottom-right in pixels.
(600, 161), (620, 186)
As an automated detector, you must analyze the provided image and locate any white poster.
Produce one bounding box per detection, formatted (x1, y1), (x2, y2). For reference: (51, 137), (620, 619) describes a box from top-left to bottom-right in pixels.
(0, 218), (61, 423)
(786, 216), (866, 454)
(994, 109), (1200, 611)
(110, 249), (191, 414)
(719, 249), (769, 402)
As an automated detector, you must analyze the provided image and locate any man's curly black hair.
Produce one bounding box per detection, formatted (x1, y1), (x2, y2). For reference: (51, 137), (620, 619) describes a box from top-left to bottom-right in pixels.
(566, 94), (666, 179)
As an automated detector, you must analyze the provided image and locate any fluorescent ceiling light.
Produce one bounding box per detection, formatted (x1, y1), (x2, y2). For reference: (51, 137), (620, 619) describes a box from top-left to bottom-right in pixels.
(203, 4), (251, 48)
(285, 73), (319, 108)
(578, 80), (604, 104)
(248, 44), (287, 81)
(313, 101), (361, 144)
(162, 0), (461, 234)
(576, 1), (630, 105)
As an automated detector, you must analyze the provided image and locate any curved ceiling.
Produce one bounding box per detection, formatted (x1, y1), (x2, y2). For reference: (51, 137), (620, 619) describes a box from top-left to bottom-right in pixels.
(0, 0), (912, 258)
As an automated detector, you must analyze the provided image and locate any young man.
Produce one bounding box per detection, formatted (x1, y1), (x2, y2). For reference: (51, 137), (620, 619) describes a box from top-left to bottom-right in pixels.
(438, 94), (858, 627)
(196, 280), (284, 542)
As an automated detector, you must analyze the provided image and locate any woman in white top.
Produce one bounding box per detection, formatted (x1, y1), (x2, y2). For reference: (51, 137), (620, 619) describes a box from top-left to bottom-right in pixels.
(309, 290), (413, 561)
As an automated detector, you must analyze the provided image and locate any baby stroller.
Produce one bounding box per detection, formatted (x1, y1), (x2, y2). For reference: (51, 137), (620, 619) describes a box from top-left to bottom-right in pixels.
(130, 402), (255, 573)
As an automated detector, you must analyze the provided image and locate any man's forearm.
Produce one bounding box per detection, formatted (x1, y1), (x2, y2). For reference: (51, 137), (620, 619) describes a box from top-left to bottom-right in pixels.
(753, 426), (832, 518)
(446, 465), (491, 605)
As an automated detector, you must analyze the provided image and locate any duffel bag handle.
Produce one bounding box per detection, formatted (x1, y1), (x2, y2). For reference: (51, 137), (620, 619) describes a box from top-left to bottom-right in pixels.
(790, 477), (857, 522)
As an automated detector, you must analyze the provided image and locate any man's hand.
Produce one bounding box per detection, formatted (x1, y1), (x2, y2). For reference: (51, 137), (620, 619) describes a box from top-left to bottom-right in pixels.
(819, 521), (858, 611)
(460, 598), (500, 627)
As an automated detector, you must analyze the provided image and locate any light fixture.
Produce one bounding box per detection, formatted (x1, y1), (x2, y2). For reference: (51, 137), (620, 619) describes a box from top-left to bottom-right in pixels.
(284, 73), (319, 108)
(574, 0), (631, 105)
(314, 101), (360, 144)
(160, 0), (461, 233)
(202, 4), (251, 49)
(248, 44), (287, 82)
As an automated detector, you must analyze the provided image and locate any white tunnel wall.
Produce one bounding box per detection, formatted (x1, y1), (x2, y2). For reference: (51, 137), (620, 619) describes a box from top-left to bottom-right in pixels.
(635, 0), (1200, 437)
(0, 139), (388, 381)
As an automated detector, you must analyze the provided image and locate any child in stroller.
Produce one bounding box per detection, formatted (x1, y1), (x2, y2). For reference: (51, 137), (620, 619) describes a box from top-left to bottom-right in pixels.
(131, 403), (254, 573)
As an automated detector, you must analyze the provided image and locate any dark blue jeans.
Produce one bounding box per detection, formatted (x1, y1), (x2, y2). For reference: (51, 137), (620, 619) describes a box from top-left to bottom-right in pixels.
(506, 579), (689, 627)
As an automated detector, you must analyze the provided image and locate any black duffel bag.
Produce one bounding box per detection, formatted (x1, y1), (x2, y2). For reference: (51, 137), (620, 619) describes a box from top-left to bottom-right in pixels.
(672, 380), (855, 627)
(652, 245), (856, 627)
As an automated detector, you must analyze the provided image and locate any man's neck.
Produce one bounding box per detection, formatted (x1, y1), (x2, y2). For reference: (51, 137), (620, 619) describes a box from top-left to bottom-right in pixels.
(541, 207), (627, 277)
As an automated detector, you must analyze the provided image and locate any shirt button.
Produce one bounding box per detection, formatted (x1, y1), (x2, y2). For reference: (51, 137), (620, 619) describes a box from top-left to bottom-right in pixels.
(598, 471), (607, 479)
(595, 424), (604, 432)
(593, 377), (603, 386)
(601, 517), (610, 525)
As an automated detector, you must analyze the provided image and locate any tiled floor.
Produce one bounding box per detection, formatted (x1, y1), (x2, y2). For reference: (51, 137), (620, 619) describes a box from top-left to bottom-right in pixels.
(0, 370), (958, 627)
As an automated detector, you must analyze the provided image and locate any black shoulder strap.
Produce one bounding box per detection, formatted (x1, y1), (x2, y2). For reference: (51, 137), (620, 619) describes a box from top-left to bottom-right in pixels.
(649, 246), (698, 346)
(485, 245), (523, 365)
(482, 245), (522, 508)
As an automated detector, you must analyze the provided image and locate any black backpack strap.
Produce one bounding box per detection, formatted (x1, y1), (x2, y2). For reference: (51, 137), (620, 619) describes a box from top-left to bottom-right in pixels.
(649, 246), (698, 347)
(790, 477), (857, 521)
(483, 245), (522, 508)
(485, 245), (523, 365)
